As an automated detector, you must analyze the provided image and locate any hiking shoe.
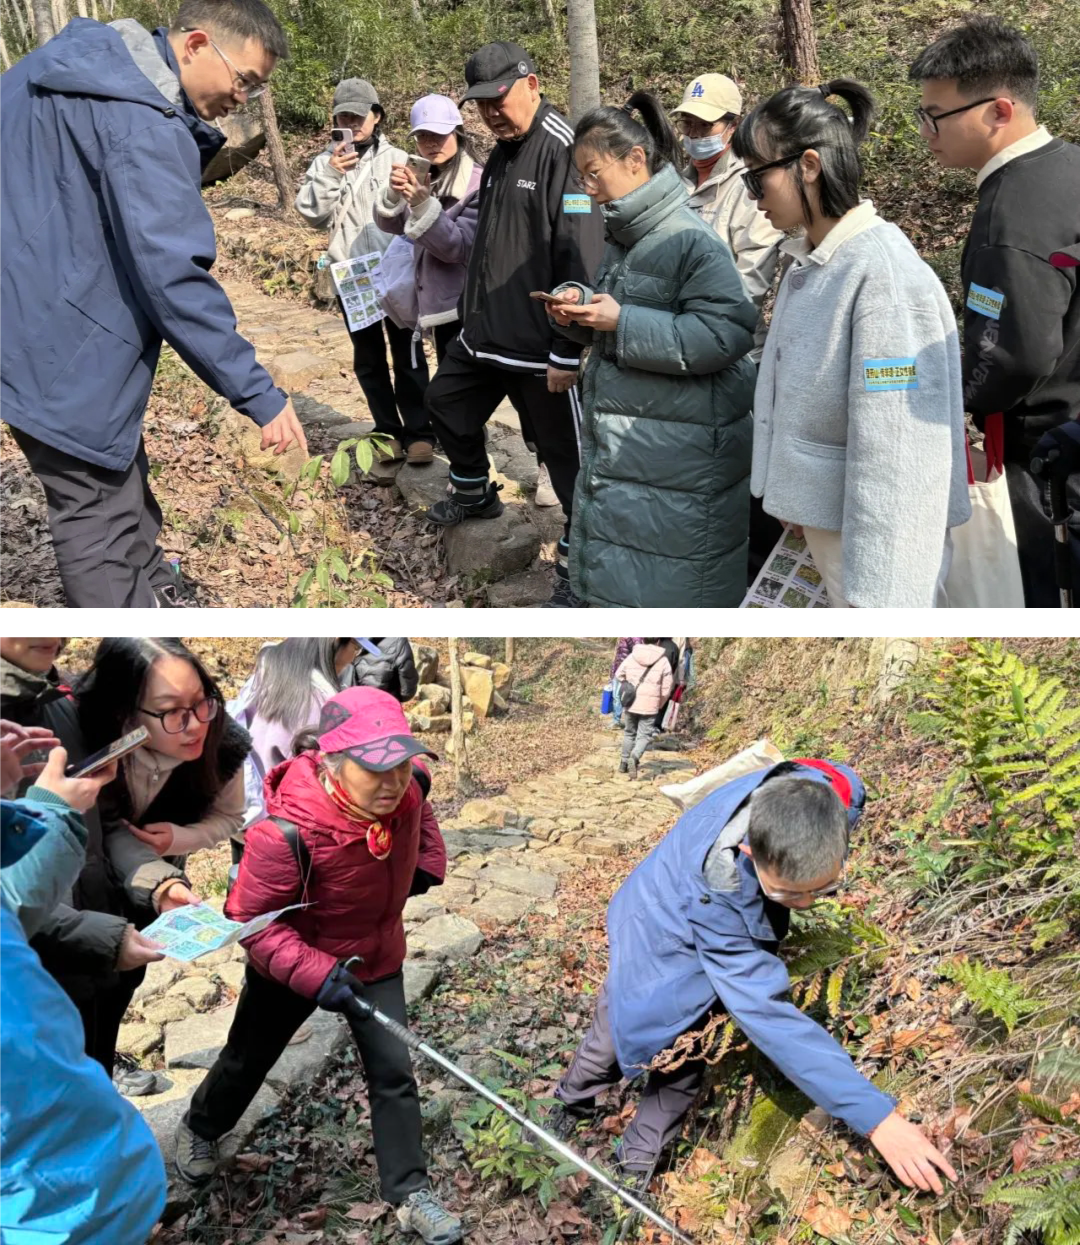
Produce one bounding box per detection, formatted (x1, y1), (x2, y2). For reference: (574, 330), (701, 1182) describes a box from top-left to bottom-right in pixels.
(376, 437), (406, 464)
(406, 440), (435, 465)
(427, 483), (503, 526)
(155, 560), (199, 608)
(618, 760), (629, 774)
(534, 463), (559, 507)
(174, 1119), (220, 1184)
(548, 1100), (598, 1142)
(114, 1068), (171, 1097)
(542, 577), (586, 608)
(395, 1188), (463, 1245)
(627, 758), (639, 781)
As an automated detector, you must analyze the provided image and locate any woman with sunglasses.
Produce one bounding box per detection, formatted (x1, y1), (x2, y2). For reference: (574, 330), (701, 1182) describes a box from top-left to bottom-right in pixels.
(547, 92), (759, 608)
(733, 80), (971, 607)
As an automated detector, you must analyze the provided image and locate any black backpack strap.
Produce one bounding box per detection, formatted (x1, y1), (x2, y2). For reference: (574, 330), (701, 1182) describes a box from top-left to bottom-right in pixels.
(270, 815), (313, 894)
(412, 761), (431, 800)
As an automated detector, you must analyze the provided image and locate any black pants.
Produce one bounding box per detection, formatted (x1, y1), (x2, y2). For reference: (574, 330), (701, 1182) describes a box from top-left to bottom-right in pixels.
(347, 314), (432, 448)
(433, 322), (459, 365)
(186, 966), (428, 1204)
(748, 494), (785, 586)
(8, 426), (173, 607)
(73, 966), (146, 1074)
(1005, 458), (1080, 608)
(424, 337), (580, 544)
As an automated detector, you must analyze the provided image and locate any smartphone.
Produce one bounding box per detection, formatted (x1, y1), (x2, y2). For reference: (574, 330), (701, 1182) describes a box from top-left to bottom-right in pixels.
(67, 727), (149, 779)
(407, 154), (432, 180)
(529, 290), (562, 304)
(330, 127), (354, 147)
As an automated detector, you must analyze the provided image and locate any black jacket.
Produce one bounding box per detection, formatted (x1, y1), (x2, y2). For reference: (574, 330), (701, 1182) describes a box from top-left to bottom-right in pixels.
(0, 658), (180, 1000)
(350, 637), (419, 702)
(961, 137), (1080, 456)
(458, 98), (605, 372)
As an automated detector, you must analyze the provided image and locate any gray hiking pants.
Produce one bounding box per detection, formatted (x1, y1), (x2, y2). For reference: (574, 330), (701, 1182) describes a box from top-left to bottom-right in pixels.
(621, 712), (659, 766)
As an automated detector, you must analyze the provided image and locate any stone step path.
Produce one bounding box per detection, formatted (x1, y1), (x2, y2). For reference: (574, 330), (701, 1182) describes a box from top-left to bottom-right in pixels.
(125, 730), (695, 1216)
(218, 281), (566, 600)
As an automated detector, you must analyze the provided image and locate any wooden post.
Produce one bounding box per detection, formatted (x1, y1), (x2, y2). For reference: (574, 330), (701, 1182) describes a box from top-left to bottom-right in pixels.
(780, 0), (821, 86)
(566, 0), (601, 121)
(258, 86), (295, 217)
(448, 640), (474, 794)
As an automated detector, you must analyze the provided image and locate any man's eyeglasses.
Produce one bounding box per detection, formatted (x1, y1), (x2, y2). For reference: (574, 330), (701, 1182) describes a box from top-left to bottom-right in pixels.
(753, 858), (847, 903)
(741, 150), (809, 200)
(182, 30), (266, 99)
(139, 695), (220, 735)
(570, 155), (622, 191)
(914, 96), (996, 135)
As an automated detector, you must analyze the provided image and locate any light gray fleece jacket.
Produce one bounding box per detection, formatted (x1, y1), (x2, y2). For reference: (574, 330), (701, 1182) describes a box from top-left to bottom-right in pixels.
(753, 201), (972, 608)
(296, 135), (407, 263)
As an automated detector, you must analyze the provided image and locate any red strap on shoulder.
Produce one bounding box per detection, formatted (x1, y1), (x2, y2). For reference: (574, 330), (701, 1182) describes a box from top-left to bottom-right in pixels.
(791, 758), (852, 808)
(984, 412), (1005, 478)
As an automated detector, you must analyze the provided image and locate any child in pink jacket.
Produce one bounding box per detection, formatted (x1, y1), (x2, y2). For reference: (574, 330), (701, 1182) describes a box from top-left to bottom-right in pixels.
(614, 640), (674, 779)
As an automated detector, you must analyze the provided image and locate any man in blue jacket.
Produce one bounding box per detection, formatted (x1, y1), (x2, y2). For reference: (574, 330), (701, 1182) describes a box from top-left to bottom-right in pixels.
(0, 734), (167, 1244)
(552, 759), (958, 1197)
(1, 0), (307, 607)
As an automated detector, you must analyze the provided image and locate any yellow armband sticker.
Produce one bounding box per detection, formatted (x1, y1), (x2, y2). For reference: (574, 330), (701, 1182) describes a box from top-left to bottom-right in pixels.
(864, 358), (918, 392)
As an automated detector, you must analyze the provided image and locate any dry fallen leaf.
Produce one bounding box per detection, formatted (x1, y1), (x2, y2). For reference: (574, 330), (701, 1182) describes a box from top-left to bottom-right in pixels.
(802, 1194), (854, 1242)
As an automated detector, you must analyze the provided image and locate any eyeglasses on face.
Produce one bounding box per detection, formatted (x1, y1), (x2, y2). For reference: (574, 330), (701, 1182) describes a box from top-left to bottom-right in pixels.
(181, 29), (266, 98)
(914, 96), (997, 135)
(753, 858), (847, 903)
(570, 153), (629, 191)
(740, 150), (809, 200)
(139, 695), (220, 735)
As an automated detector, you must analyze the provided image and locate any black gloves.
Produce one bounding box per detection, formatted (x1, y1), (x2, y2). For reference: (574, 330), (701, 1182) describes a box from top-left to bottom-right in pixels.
(1031, 421), (1080, 480)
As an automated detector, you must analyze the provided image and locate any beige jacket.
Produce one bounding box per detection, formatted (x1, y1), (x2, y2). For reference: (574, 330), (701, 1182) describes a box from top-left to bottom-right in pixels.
(615, 645), (675, 716)
(124, 748), (246, 858)
(683, 149), (784, 356)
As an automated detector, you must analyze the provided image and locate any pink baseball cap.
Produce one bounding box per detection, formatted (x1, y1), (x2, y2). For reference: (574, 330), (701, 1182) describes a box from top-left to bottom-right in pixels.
(317, 687), (437, 771)
(409, 94), (463, 136)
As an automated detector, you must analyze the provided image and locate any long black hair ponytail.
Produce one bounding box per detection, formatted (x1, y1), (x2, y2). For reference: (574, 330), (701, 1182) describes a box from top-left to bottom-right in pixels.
(573, 90), (686, 176)
(732, 79), (876, 223)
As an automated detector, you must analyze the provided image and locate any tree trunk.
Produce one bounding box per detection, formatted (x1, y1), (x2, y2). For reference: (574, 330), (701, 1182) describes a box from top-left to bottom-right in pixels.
(780, 0), (821, 87)
(504, 639), (515, 666)
(566, 0), (601, 121)
(539, 0), (557, 33)
(410, 0), (422, 21)
(74, 0), (86, 15)
(0, 34), (10, 67)
(32, 0), (54, 45)
(448, 641), (474, 795)
(49, 0), (66, 37)
(259, 87), (295, 216)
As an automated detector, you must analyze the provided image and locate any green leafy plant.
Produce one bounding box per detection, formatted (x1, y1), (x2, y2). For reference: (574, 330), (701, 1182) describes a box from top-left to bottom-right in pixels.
(984, 1161), (1080, 1245)
(785, 903), (889, 1022)
(938, 957), (1042, 1034)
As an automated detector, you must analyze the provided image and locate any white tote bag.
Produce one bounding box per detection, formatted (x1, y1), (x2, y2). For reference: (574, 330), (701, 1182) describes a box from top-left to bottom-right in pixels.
(942, 444), (1025, 608)
(660, 738), (785, 812)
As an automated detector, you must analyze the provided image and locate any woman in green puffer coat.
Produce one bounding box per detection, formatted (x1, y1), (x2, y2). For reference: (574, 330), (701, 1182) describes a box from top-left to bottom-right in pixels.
(548, 92), (758, 607)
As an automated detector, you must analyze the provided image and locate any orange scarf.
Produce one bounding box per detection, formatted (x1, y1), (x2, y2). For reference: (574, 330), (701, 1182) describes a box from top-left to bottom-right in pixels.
(319, 764), (393, 860)
(692, 154), (723, 186)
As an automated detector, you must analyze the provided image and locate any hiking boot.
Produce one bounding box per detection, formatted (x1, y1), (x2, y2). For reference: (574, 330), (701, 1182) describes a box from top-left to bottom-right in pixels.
(155, 560), (199, 608)
(618, 760), (629, 775)
(534, 463), (559, 507)
(375, 437), (406, 464)
(406, 440), (435, 465)
(395, 1188), (463, 1245)
(114, 1068), (172, 1097)
(548, 1100), (598, 1142)
(174, 1118), (220, 1184)
(627, 758), (639, 781)
(542, 577), (586, 608)
(427, 483), (504, 526)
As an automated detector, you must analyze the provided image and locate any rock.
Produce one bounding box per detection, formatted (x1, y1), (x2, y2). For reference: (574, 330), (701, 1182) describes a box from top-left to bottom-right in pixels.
(578, 836), (625, 857)
(445, 507), (540, 580)
(481, 865), (558, 900)
(422, 714), (453, 734)
(224, 206), (256, 220)
(213, 960), (248, 994)
(462, 651), (493, 669)
(409, 913), (483, 962)
(413, 644), (438, 685)
(485, 568), (554, 607)
(460, 666), (495, 718)
(724, 1087), (810, 1167)
(141, 996), (195, 1026)
(217, 407), (307, 479)
(117, 1021), (164, 1058)
(492, 662), (513, 693)
(166, 976), (219, 1009)
(457, 798), (517, 828)
(194, 949), (234, 968)
(403, 960), (441, 1005)
(202, 111), (265, 185)
(527, 818), (559, 841)
(767, 1142), (816, 1202)
(492, 690), (510, 714)
(463, 711), (476, 734)
(269, 350), (337, 391)
(404, 894), (446, 923)
(164, 1005), (238, 1069)
(474, 888), (535, 923)
(265, 1009), (349, 1093)
(132, 959), (184, 1006)
(417, 683), (451, 714)
(292, 393), (354, 429)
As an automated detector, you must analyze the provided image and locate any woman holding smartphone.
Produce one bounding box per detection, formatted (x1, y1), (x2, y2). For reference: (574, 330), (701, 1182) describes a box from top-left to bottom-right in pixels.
(296, 79), (435, 465)
(374, 95), (484, 365)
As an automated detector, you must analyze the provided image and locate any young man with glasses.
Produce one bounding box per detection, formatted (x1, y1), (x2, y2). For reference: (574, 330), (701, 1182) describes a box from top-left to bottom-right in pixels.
(550, 759), (958, 1198)
(1, 0), (307, 607)
(910, 17), (1080, 607)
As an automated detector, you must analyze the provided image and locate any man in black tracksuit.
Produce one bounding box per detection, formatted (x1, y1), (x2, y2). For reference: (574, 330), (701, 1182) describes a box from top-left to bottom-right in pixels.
(424, 42), (605, 607)
(911, 18), (1080, 607)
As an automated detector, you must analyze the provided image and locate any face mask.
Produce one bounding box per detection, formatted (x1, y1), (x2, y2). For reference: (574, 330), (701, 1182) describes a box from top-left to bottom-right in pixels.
(682, 132), (728, 161)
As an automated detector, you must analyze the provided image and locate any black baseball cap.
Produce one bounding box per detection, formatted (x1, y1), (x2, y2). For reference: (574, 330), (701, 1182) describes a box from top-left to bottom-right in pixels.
(461, 41), (537, 102)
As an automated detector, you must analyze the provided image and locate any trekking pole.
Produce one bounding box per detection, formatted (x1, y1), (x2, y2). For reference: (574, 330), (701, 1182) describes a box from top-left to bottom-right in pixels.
(1030, 447), (1074, 608)
(340, 972), (695, 1245)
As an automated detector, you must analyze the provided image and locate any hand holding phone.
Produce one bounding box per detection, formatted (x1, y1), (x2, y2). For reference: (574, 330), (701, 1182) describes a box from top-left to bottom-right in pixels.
(529, 290), (563, 304)
(406, 154), (431, 181)
(67, 727), (149, 778)
(35, 746), (120, 813)
(330, 127), (354, 146)
(329, 129), (360, 174)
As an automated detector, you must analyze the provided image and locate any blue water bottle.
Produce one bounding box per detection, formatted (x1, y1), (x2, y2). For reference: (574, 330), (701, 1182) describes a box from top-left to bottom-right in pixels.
(601, 684), (613, 715)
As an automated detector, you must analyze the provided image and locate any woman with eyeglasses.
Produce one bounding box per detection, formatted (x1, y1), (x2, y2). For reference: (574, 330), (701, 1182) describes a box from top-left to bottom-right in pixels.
(733, 80), (971, 607)
(546, 92), (759, 608)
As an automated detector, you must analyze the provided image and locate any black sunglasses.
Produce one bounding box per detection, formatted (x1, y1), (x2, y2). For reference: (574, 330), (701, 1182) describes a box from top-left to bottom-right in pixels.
(741, 150), (810, 200)
(914, 97), (997, 135)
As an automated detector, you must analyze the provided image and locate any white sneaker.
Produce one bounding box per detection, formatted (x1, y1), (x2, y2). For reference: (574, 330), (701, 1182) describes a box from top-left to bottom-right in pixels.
(534, 463), (559, 507)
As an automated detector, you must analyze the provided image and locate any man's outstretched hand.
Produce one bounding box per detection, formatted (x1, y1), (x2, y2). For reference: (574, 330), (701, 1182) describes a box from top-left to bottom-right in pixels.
(260, 397), (308, 458)
(869, 1110), (959, 1195)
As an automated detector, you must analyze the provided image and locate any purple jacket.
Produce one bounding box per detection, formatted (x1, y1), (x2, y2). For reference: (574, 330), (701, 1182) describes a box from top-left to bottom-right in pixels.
(373, 156), (483, 330)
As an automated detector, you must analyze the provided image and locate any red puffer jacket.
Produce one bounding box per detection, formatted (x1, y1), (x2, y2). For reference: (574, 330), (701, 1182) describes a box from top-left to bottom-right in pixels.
(225, 751), (446, 997)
